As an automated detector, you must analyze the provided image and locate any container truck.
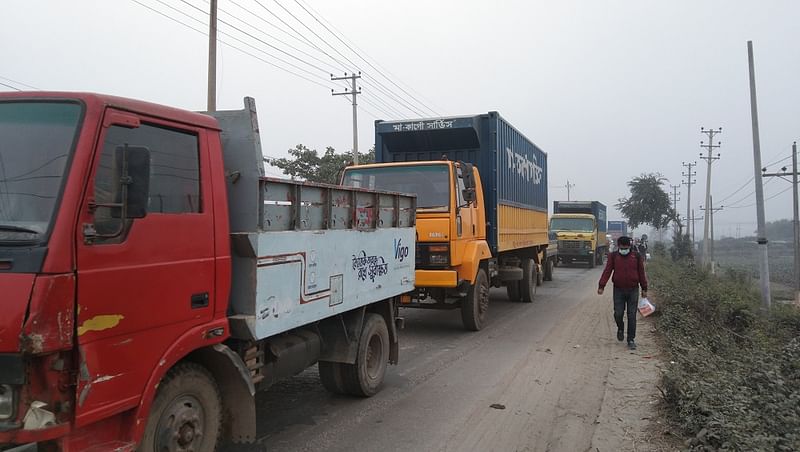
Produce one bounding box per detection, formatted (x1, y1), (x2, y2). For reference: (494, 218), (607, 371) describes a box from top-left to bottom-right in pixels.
(341, 112), (554, 331)
(0, 92), (416, 451)
(607, 220), (628, 250)
(551, 201), (607, 267)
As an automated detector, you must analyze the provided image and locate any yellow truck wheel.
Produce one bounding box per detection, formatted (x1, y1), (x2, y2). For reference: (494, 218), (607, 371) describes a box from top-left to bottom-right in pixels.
(461, 269), (489, 331)
(521, 258), (537, 303)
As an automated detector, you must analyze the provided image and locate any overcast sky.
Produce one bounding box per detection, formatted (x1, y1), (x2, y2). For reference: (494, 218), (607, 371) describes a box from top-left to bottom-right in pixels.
(2, 0), (798, 237)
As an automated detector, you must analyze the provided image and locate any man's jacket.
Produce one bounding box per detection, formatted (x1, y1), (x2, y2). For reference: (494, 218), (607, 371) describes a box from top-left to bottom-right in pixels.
(598, 251), (648, 291)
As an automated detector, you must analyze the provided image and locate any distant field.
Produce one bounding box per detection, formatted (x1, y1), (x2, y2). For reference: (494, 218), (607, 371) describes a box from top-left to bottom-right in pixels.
(712, 238), (794, 289)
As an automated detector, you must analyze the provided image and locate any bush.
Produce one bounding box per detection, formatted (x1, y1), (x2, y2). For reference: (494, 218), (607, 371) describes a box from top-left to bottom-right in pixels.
(651, 259), (800, 450)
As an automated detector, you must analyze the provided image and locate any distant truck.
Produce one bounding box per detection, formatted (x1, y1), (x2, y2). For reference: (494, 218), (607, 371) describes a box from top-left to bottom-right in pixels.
(551, 201), (608, 267)
(0, 93), (415, 451)
(341, 112), (554, 331)
(607, 220), (628, 250)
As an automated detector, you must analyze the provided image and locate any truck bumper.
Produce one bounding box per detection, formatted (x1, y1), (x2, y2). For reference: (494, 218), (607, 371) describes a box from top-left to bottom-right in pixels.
(415, 270), (458, 288)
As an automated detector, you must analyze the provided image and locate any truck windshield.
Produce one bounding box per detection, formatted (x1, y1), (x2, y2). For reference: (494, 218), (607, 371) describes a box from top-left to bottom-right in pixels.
(550, 218), (594, 232)
(0, 101), (82, 243)
(343, 165), (450, 211)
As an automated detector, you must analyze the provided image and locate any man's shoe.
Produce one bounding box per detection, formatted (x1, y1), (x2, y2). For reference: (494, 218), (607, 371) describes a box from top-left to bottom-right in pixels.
(627, 340), (637, 350)
(617, 329), (624, 341)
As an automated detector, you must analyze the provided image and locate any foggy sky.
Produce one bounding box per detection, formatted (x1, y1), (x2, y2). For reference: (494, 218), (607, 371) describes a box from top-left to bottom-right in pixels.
(2, 0), (798, 238)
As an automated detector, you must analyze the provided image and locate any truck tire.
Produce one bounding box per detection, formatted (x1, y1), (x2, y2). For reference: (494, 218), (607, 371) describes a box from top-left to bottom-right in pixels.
(341, 313), (389, 397)
(318, 361), (347, 394)
(461, 269), (489, 331)
(140, 362), (222, 452)
(506, 281), (521, 302)
(521, 258), (537, 303)
(543, 258), (554, 281)
(589, 254), (596, 268)
(596, 251), (604, 266)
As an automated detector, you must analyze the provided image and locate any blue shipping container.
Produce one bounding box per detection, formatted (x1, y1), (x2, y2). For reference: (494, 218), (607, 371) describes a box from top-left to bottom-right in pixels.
(375, 112), (547, 254)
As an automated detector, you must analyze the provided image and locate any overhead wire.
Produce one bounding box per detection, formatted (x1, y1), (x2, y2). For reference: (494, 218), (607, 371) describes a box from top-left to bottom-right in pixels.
(268, 0), (428, 117)
(293, 0), (442, 116)
(0, 76), (39, 90)
(132, 0), (335, 90)
(0, 81), (20, 91)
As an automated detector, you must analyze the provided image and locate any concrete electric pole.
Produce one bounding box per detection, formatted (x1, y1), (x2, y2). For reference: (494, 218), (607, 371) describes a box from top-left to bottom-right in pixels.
(670, 184), (681, 235)
(761, 141), (799, 304)
(700, 127), (721, 268)
(747, 40), (771, 311)
(207, 0), (217, 111)
(682, 161), (697, 242)
(332, 72), (362, 165)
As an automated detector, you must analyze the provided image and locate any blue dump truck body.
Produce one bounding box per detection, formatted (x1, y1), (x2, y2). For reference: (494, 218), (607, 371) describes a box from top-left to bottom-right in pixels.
(375, 112), (548, 255)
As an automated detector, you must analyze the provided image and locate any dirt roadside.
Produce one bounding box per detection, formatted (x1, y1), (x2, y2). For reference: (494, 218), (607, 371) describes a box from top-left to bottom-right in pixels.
(440, 288), (678, 452)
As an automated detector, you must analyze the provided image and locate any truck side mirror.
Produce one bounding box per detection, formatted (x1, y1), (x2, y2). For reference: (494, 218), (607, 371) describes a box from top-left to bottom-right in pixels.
(118, 145), (151, 219)
(462, 187), (477, 204)
(460, 162), (476, 189)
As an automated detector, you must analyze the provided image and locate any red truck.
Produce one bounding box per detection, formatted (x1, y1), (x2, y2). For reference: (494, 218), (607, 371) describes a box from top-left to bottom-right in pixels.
(0, 92), (417, 451)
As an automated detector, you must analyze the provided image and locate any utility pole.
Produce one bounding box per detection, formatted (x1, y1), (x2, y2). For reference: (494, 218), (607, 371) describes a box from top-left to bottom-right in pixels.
(699, 198), (723, 274)
(207, 0), (217, 111)
(700, 127), (721, 268)
(670, 184), (681, 235)
(692, 209), (697, 246)
(565, 180), (575, 201)
(761, 141), (799, 304)
(332, 72), (362, 165)
(682, 161), (697, 244)
(747, 40), (771, 311)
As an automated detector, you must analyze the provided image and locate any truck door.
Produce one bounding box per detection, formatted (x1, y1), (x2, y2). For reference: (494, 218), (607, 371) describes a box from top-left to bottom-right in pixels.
(453, 165), (477, 263)
(74, 111), (216, 425)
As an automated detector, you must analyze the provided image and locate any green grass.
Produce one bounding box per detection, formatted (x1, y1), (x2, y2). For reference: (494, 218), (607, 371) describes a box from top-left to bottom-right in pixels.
(649, 258), (800, 450)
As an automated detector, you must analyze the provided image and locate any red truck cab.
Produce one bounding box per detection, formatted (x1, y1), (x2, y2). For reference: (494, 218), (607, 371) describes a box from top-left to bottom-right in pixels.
(0, 92), (234, 451)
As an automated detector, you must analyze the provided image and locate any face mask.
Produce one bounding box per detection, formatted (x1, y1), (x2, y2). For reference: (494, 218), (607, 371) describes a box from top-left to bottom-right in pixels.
(619, 248), (631, 256)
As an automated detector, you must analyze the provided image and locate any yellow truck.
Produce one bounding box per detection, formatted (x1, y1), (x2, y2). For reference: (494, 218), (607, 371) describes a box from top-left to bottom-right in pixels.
(551, 201), (608, 267)
(341, 112), (554, 330)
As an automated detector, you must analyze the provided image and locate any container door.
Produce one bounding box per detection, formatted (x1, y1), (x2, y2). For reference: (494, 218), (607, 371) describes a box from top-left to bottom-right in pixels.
(73, 111), (215, 425)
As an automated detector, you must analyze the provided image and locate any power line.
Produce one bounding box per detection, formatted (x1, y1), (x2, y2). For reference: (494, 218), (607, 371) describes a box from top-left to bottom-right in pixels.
(131, 0), (335, 90)
(269, 0), (428, 116)
(231, 0), (421, 116)
(292, 0), (441, 116)
(0, 76), (39, 90)
(0, 81), (20, 91)
(177, 0), (334, 75)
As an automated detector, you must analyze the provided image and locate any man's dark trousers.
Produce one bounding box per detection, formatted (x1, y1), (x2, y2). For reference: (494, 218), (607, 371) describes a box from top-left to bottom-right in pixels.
(613, 287), (638, 341)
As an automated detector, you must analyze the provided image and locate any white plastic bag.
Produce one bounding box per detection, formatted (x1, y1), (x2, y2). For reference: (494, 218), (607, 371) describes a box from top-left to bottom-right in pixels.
(638, 297), (656, 317)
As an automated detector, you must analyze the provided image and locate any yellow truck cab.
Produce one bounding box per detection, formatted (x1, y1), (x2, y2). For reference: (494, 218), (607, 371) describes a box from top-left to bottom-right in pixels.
(550, 201), (608, 267)
(342, 112), (555, 331)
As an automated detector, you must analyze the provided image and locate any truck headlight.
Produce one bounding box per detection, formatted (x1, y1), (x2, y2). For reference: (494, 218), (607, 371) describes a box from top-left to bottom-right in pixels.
(427, 244), (450, 266)
(0, 385), (14, 420)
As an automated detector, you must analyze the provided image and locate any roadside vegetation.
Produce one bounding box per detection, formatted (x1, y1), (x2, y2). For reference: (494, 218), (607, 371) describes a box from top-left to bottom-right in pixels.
(649, 251), (800, 450)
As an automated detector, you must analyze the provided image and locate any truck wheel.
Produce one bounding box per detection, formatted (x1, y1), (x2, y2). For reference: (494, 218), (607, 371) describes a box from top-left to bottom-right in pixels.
(461, 269), (489, 331)
(319, 361), (347, 394)
(140, 362), (221, 452)
(543, 258), (554, 281)
(596, 251), (604, 266)
(521, 258), (537, 303)
(506, 281), (521, 302)
(589, 254), (596, 268)
(342, 313), (389, 397)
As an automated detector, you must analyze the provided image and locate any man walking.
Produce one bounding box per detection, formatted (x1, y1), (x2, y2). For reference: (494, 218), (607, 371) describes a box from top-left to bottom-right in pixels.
(597, 236), (648, 350)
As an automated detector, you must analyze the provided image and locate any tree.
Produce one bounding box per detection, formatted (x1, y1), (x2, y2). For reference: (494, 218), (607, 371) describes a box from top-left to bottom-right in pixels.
(616, 173), (679, 231)
(267, 145), (375, 184)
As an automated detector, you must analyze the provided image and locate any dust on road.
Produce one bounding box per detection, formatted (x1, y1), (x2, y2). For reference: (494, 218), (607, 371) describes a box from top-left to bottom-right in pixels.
(222, 266), (672, 452)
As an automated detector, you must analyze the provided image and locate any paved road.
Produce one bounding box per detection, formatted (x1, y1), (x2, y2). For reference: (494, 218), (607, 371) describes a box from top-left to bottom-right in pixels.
(221, 264), (655, 452)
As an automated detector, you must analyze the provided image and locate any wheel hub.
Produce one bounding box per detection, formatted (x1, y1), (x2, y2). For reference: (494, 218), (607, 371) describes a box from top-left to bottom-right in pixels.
(155, 396), (205, 452)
